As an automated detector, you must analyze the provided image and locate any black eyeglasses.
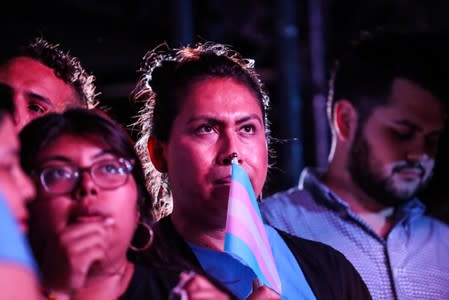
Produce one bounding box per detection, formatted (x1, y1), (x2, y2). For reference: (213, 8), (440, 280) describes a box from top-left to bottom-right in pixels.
(37, 158), (134, 195)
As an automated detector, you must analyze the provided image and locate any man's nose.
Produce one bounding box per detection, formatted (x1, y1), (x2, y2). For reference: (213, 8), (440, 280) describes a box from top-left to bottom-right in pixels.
(216, 132), (243, 165)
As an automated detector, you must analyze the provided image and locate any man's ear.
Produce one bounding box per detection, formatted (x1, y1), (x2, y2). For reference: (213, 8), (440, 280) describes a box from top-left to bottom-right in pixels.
(147, 137), (168, 172)
(333, 100), (358, 141)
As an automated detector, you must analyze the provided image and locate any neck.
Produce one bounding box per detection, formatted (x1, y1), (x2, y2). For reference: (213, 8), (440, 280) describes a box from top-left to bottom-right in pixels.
(171, 210), (226, 251)
(324, 161), (395, 238)
(61, 259), (134, 300)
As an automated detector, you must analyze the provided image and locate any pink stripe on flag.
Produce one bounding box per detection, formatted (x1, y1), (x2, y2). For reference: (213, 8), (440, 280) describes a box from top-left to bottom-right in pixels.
(226, 215), (280, 288)
(227, 181), (272, 250)
(226, 180), (281, 291)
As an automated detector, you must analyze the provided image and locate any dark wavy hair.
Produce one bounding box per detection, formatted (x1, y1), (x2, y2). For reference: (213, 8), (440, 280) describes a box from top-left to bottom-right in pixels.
(328, 29), (449, 128)
(1, 37), (98, 108)
(130, 42), (272, 219)
(19, 108), (153, 224)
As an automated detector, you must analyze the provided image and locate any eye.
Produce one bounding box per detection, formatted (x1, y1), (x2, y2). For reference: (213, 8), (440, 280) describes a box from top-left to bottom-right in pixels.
(98, 163), (122, 175)
(391, 129), (413, 141)
(28, 103), (47, 114)
(42, 167), (73, 185)
(96, 160), (131, 177)
(240, 124), (256, 135)
(196, 125), (215, 134)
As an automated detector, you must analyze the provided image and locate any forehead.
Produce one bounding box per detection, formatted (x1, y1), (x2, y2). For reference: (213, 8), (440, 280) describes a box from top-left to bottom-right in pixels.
(37, 134), (113, 161)
(0, 56), (81, 109)
(374, 78), (446, 128)
(177, 77), (263, 118)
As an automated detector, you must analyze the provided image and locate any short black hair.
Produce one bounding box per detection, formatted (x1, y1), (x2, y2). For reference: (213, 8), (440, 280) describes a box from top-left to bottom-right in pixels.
(0, 37), (98, 108)
(328, 29), (449, 126)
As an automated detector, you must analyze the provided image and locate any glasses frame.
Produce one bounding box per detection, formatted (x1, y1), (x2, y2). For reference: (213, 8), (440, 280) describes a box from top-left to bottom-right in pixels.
(37, 157), (134, 196)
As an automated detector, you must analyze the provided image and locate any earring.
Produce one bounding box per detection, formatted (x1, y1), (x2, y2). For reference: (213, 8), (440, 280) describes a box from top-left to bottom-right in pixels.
(129, 221), (154, 252)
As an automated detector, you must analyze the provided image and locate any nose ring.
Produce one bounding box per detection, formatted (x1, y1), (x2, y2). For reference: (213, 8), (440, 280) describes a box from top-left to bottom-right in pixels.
(230, 152), (238, 159)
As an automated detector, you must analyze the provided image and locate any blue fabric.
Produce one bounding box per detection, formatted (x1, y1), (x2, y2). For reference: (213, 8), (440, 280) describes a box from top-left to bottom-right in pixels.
(0, 194), (37, 273)
(189, 224), (316, 300)
(261, 168), (449, 300)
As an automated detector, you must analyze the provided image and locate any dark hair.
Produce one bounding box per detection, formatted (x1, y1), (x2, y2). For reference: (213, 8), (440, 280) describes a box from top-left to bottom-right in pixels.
(131, 42), (271, 219)
(19, 108), (153, 223)
(328, 30), (449, 126)
(1, 37), (98, 108)
(0, 83), (14, 124)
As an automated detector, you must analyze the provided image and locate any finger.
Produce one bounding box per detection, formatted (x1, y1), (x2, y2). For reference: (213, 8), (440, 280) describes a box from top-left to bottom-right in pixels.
(248, 285), (281, 300)
(184, 275), (231, 300)
(60, 220), (110, 243)
(184, 274), (211, 292)
(252, 278), (262, 290)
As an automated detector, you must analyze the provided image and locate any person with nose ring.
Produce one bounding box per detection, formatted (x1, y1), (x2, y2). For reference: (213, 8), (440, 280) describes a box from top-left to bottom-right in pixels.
(132, 41), (371, 300)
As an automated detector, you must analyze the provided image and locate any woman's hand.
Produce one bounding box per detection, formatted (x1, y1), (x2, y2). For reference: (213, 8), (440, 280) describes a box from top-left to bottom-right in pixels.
(40, 219), (114, 294)
(246, 279), (281, 300)
(170, 271), (231, 300)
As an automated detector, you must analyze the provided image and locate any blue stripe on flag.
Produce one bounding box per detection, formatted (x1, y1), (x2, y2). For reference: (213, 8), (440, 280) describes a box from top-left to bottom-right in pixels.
(231, 162), (262, 219)
(224, 232), (273, 289)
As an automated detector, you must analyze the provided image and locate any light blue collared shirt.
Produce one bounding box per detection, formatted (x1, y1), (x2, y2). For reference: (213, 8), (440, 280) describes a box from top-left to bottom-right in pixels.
(261, 168), (449, 300)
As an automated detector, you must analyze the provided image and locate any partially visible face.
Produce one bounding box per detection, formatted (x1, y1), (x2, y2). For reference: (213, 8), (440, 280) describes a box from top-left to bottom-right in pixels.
(0, 116), (35, 232)
(348, 78), (446, 206)
(159, 77), (268, 225)
(29, 135), (139, 257)
(0, 57), (82, 131)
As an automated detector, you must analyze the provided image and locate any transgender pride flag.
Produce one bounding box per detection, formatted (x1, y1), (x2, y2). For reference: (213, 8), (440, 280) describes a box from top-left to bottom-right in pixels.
(224, 158), (282, 294)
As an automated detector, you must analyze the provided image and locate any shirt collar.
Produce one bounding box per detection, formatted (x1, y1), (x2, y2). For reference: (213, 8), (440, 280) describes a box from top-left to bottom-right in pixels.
(298, 167), (426, 221)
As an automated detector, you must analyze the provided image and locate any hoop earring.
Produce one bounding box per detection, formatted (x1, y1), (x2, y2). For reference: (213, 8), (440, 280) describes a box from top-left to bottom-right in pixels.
(129, 222), (154, 252)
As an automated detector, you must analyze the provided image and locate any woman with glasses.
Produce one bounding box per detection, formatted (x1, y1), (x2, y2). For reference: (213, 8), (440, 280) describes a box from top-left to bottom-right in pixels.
(19, 108), (178, 299)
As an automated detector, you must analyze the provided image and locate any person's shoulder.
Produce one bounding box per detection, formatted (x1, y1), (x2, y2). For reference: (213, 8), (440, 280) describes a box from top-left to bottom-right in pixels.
(261, 186), (313, 208)
(275, 228), (372, 299)
(277, 228), (341, 256)
(414, 213), (449, 238)
(276, 227), (358, 271)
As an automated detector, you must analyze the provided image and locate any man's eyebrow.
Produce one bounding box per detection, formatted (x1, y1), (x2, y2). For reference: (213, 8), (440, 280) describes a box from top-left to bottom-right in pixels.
(26, 91), (53, 106)
(187, 115), (218, 124)
(393, 120), (443, 135)
(235, 114), (263, 125)
(392, 120), (420, 130)
(187, 114), (263, 125)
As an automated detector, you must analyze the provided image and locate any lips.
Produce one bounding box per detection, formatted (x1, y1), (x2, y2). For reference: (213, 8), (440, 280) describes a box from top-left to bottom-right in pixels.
(69, 208), (108, 224)
(74, 215), (106, 223)
(213, 176), (232, 186)
(395, 167), (424, 179)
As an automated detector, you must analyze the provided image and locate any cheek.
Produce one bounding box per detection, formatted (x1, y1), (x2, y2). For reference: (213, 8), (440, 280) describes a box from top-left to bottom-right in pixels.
(30, 195), (71, 234)
(0, 178), (22, 217)
(247, 140), (268, 196)
(167, 140), (209, 182)
(108, 181), (139, 230)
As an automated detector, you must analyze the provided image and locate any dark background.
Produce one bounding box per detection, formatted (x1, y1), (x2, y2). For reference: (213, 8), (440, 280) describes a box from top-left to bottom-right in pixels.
(1, 0), (449, 211)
